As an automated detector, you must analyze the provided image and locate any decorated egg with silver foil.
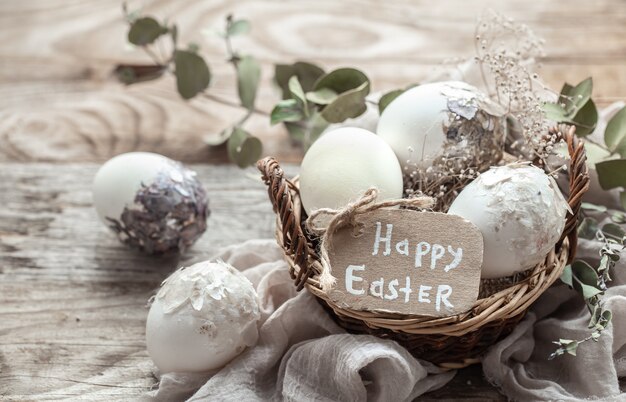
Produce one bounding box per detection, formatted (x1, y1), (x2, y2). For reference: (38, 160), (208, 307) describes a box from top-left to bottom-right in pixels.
(447, 164), (570, 279)
(93, 152), (209, 254)
(376, 81), (506, 173)
(146, 260), (260, 373)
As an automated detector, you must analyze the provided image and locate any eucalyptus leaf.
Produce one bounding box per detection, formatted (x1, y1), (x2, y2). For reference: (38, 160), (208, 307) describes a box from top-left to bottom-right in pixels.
(569, 260), (603, 299)
(114, 64), (166, 85)
(313, 67), (369, 94)
(577, 217), (599, 240)
(570, 99), (598, 137)
(604, 107), (626, 157)
(236, 56), (261, 110)
(306, 88), (338, 105)
(584, 142), (613, 166)
(288, 76), (307, 107)
(564, 341), (578, 356)
(270, 99), (303, 125)
(227, 19), (251, 36)
(275, 62), (325, 99)
(596, 159), (626, 190)
(128, 17), (168, 46)
(542, 102), (570, 122)
(560, 77), (593, 114)
(302, 112), (330, 150)
(602, 223), (625, 241)
(227, 127), (262, 168)
(601, 310), (612, 324)
(561, 265), (573, 287)
(612, 210), (626, 224)
(560, 82), (574, 98)
(621, 191), (626, 211)
(598, 254), (611, 275)
(578, 282), (603, 300)
(379, 89), (405, 115)
(589, 303), (602, 327)
(174, 50), (211, 99)
(320, 81), (370, 123)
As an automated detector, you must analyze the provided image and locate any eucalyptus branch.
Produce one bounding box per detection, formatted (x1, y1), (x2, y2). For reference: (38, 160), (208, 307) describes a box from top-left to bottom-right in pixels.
(551, 210), (625, 360)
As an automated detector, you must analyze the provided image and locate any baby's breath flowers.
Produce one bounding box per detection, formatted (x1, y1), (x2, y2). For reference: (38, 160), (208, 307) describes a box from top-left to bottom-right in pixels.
(474, 11), (559, 165)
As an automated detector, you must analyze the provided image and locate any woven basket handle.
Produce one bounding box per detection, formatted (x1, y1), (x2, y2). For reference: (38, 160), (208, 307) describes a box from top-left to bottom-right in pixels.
(257, 157), (313, 290)
(559, 125), (590, 262)
(257, 125), (590, 283)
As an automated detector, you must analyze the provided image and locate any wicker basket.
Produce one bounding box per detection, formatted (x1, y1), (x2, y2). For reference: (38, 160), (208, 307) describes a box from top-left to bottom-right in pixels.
(257, 127), (590, 369)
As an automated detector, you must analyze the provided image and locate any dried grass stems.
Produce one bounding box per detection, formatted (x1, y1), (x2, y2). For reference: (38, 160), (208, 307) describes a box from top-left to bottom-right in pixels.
(403, 11), (568, 212)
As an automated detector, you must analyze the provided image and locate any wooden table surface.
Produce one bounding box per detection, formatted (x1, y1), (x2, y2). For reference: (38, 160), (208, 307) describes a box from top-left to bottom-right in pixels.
(1, 0), (625, 400)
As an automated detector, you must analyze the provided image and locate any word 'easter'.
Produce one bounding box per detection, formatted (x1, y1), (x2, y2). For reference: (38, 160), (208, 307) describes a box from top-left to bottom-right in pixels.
(345, 264), (454, 312)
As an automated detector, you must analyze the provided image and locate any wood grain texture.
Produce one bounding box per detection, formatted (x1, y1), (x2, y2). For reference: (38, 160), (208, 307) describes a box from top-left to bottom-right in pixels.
(0, 163), (292, 399)
(0, 0), (625, 164)
(1, 0), (625, 399)
(0, 164), (504, 400)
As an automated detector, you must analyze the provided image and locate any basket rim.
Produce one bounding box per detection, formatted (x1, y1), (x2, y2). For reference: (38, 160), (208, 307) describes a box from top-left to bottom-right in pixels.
(258, 124), (590, 338)
(274, 202), (569, 336)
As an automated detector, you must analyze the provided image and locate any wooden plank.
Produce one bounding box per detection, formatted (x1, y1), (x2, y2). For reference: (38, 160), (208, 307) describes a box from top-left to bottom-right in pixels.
(0, 0), (624, 164)
(0, 163), (503, 400)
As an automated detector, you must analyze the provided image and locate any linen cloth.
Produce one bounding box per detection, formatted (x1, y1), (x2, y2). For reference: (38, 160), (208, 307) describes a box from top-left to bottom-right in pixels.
(150, 233), (626, 401)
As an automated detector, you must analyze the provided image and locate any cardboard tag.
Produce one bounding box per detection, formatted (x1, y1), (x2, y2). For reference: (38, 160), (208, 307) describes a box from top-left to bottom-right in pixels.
(326, 209), (483, 317)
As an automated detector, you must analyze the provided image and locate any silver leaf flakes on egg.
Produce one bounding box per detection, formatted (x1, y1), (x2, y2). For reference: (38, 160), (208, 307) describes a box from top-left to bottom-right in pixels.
(377, 81), (507, 174)
(93, 152), (210, 254)
(439, 82), (506, 171)
(447, 164), (570, 279)
(145, 260), (260, 373)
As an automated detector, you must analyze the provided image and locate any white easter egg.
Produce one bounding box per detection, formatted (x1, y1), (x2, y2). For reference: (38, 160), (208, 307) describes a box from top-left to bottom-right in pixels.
(376, 81), (506, 171)
(299, 127), (404, 215)
(448, 165), (569, 279)
(146, 260), (260, 373)
(92, 152), (209, 254)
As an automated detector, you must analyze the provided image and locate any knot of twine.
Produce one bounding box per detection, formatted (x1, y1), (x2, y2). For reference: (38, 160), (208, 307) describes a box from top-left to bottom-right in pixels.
(305, 188), (435, 292)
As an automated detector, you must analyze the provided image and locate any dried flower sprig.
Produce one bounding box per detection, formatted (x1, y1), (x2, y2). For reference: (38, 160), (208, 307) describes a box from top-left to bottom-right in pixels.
(474, 10), (552, 166)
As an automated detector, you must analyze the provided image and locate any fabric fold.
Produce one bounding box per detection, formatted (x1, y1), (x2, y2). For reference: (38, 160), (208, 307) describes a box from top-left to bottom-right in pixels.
(149, 219), (626, 401)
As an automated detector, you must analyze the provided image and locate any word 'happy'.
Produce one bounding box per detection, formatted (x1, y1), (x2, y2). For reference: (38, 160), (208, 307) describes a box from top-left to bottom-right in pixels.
(371, 222), (463, 271)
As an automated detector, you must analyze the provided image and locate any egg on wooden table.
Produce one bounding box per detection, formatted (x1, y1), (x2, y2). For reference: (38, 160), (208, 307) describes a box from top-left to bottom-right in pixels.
(447, 164), (570, 279)
(376, 81), (506, 172)
(145, 260), (260, 373)
(92, 152), (209, 254)
(299, 127), (404, 215)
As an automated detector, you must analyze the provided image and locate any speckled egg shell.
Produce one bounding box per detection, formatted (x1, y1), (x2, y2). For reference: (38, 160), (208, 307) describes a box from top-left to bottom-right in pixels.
(447, 165), (569, 279)
(145, 260), (260, 373)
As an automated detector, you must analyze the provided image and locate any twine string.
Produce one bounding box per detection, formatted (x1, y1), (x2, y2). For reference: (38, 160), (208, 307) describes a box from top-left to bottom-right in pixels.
(305, 188), (435, 291)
